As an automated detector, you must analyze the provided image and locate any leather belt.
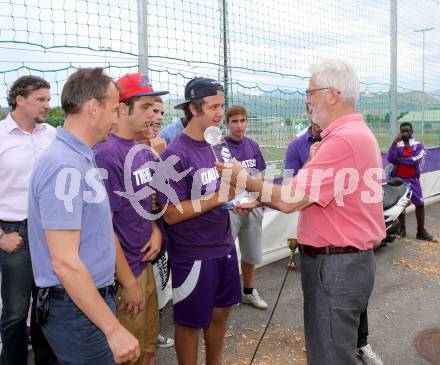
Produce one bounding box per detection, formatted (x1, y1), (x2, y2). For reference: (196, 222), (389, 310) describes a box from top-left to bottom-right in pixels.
(298, 244), (360, 256)
(0, 219), (28, 228)
(49, 284), (115, 300)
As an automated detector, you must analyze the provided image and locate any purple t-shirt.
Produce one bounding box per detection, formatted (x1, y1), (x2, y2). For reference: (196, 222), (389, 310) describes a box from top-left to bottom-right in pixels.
(95, 134), (154, 277)
(155, 133), (233, 260)
(284, 127), (313, 176)
(224, 136), (266, 175)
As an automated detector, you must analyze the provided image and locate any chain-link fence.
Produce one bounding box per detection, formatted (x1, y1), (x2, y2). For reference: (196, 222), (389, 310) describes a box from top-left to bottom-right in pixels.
(1, 0), (439, 164)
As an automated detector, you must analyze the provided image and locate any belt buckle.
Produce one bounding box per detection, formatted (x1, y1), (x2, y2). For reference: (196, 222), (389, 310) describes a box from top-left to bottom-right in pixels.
(100, 284), (114, 297)
(99, 287), (108, 297)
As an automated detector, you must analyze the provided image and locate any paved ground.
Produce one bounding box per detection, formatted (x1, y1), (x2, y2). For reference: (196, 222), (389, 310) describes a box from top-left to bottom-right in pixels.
(157, 202), (440, 365)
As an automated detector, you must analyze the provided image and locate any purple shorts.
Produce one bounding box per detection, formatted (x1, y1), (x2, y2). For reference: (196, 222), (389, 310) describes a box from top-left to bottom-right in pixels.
(169, 247), (241, 329)
(402, 178), (424, 206)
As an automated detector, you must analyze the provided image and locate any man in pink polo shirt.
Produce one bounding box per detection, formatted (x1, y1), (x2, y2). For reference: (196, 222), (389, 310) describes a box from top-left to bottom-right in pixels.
(217, 59), (385, 365)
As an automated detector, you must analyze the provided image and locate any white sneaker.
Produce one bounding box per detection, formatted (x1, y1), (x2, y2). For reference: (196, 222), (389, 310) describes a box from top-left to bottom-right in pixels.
(242, 289), (268, 310)
(356, 344), (383, 365)
(157, 334), (174, 348)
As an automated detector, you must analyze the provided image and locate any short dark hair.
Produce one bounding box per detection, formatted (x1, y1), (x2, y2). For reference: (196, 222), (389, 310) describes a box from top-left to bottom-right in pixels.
(183, 98), (204, 124)
(123, 96), (141, 115)
(61, 68), (117, 116)
(400, 122), (413, 130)
(226, 105), (247, 122)
(7, 75), (50, 111)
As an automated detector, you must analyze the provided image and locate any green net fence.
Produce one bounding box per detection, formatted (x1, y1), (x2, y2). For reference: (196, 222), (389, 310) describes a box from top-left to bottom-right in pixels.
(1, 0), (439, 168)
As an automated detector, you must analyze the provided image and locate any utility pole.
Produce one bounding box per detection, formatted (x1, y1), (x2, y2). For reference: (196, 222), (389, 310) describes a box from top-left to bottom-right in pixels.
(137, 0), (149, 74)
(220, 0), (230, 110)
(390, 0), (397, 143)
(414, 27), (434, 136)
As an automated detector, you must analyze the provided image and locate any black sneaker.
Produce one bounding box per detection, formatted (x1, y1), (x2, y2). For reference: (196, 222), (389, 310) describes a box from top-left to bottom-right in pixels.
(398, 226), (406, 238)
(416, 229), (437, 242)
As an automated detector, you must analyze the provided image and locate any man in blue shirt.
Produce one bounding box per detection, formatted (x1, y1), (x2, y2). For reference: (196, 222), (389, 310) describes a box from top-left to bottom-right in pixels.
(159, 117), (186, 145)
(28, 68), (140, 364)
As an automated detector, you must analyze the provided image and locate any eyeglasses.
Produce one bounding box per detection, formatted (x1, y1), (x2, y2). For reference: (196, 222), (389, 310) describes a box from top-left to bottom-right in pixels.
(305, 87), (340, 98)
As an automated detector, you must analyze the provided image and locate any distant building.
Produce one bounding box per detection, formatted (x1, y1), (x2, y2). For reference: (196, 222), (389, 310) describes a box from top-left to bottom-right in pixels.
(398, 110), (440, 132)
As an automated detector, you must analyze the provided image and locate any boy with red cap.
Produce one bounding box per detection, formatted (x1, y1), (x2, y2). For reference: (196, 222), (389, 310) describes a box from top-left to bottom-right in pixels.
(95, 73), (169, 365)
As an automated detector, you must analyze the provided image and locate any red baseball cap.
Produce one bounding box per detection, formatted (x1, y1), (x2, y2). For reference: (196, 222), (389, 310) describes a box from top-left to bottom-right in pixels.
(116, 73), (169, 102)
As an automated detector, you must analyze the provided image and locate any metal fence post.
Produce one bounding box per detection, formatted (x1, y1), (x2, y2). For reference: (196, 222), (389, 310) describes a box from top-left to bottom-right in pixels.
(137, 0), (149, 74)
(390, 0), (398, 143)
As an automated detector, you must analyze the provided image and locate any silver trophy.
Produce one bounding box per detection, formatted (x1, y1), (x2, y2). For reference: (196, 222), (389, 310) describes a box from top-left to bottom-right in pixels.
(204, 126), (232, 163)
(204, 126), (249, 209)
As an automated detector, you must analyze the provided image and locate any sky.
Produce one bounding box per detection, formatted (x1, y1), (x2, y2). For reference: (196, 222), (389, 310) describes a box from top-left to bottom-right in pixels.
(0, 0), (439, 109)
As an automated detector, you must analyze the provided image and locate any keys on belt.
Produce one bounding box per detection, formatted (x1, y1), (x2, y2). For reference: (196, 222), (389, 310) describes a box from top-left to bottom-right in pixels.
(298, 244), (361, 256)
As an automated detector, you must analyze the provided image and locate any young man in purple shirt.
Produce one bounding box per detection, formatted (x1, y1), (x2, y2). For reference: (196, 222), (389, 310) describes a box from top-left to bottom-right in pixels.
(284, 104), (321, 176)
(132, 94), (175, 349)
(156, 77), (241, 365)
(95, 72), (169, 365)
(224, 105), (268, 310)
(387, 122), (436, 241)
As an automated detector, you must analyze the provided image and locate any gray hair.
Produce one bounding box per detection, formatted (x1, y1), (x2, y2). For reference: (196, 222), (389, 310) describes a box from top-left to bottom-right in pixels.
(309, 59), (360, 105)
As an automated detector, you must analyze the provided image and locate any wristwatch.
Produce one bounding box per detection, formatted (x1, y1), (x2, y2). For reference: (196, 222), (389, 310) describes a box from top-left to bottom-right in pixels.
(0, 230), (4, 240)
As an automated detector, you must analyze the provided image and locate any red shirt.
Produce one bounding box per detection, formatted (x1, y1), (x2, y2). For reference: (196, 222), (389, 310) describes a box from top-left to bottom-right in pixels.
(395, 146), (417, 178)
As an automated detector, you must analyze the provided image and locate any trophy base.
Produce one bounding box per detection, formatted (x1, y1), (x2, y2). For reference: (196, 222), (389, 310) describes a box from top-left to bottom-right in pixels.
(287, 253), (298, 270)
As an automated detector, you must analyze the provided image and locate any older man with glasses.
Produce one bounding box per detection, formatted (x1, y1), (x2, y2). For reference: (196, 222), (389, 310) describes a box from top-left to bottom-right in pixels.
(217, 59), (385, 365)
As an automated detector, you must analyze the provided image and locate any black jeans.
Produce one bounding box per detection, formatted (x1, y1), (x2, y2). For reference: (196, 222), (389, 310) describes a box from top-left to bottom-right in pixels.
(0, 220), (56, 365)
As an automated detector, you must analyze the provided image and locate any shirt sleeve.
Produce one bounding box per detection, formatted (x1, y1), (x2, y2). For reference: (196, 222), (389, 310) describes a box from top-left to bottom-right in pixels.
(95, 151), (124, 213)
(292, 135), (355, 208)
(36, 163), (85, 230)
(396, 143), (425, 166)
(387, 145), (399, 164)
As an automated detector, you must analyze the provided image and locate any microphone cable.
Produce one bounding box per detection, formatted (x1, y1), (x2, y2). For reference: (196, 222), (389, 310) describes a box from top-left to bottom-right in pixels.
(249, 254), (296, 365)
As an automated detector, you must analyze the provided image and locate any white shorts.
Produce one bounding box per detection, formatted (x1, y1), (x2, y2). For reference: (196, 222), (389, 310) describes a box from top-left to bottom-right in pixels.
(229, 207), (264, 265)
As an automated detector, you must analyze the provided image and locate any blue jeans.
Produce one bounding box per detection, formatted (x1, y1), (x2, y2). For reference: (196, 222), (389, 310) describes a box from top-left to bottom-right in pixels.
(0, 221), (56, 365)
(43, 289), (116, 365)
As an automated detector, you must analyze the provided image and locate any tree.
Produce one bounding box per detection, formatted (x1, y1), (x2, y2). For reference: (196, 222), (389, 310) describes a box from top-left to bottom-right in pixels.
(46, 107), (64, 127)
(283, 116), (293, 126)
